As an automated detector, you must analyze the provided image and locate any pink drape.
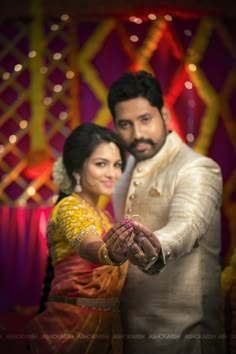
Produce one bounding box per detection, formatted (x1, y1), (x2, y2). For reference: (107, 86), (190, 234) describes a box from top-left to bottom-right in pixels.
(0, 207), (51, 313)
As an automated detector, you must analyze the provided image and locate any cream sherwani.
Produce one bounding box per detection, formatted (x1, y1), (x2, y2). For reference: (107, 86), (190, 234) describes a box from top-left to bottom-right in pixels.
(113, 131), (224, 354)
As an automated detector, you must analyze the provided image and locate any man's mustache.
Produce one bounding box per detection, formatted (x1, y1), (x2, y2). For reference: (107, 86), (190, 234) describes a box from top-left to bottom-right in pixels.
(129, 138), (156, 150)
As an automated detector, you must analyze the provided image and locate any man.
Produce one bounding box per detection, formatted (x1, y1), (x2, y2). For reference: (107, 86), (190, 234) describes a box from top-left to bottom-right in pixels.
(106, 71), (224, 354)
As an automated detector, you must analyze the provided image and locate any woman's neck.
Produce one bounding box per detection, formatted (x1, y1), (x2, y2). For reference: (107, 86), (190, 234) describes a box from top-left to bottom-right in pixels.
(74, 191), (99, 209)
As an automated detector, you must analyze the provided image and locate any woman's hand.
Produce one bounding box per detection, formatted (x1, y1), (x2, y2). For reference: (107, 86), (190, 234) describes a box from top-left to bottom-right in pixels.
(103, 221), (134, 263)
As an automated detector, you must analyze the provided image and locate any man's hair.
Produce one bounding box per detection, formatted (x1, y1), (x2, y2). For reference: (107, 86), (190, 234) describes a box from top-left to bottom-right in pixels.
(107, 70), (164, 120)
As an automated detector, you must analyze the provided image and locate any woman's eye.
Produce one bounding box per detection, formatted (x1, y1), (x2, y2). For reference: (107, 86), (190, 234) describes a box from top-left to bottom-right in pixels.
(96, 162), (106, 167)
(115, 162), (123, 169)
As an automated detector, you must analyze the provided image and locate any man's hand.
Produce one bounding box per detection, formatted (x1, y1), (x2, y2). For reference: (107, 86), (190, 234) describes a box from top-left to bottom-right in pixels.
(127, 222), (161, 270)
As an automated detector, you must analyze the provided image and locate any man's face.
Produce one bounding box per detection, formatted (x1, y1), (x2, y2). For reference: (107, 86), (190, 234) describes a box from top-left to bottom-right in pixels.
(114, 97), (168, 161)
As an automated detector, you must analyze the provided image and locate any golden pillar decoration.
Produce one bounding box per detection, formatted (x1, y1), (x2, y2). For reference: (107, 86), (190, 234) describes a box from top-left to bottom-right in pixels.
(68, 20), (81, 130)
(186, 18), (219, 156)
(28, 0), (50, 168)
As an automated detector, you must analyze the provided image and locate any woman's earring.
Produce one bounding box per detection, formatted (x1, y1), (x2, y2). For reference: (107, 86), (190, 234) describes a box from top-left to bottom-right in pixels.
(73, 173), (82, 193)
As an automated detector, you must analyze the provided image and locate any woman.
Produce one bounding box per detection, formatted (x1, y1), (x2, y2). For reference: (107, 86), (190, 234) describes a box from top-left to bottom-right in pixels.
(27, 123), (133, 354)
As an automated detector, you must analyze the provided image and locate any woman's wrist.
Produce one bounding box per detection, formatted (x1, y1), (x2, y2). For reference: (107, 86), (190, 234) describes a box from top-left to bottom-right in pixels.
(98, 244), (125, 266)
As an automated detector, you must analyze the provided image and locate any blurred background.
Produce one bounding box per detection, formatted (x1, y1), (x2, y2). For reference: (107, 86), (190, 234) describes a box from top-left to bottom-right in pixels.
(0, 0), (235, 353)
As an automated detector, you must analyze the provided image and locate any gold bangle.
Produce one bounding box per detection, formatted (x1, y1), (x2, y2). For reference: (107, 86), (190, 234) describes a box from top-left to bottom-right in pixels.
(98, 244), (123, 266)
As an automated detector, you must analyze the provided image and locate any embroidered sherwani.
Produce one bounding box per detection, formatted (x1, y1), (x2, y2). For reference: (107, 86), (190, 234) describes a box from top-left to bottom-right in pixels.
(113, 131), (224, 354)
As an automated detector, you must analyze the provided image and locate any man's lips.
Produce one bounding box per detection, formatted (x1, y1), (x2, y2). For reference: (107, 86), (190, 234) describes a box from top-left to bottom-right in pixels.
(133, 142), (150, 151)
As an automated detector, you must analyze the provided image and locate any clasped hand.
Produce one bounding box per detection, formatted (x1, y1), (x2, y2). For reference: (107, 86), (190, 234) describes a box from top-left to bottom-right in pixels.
(103, 219), (161, 269)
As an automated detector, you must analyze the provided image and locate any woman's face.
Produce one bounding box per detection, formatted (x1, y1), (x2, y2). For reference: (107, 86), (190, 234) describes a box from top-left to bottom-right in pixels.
(80, 141), (123, 204)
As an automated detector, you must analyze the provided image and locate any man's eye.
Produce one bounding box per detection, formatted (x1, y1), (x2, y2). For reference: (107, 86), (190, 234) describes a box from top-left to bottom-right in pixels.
(118, 121), (130, 129)
(141, 116), (151, 123)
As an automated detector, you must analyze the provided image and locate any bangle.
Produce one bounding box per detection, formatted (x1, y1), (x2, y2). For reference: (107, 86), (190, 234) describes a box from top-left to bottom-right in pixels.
(98, 244), (123, 266)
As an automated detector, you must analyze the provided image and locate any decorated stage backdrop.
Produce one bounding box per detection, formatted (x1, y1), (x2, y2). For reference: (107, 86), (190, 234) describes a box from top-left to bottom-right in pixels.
(0, 4), (236, 350)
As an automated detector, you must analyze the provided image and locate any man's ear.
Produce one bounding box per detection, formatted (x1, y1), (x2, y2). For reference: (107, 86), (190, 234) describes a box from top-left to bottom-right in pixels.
(161, 106), (171, 125)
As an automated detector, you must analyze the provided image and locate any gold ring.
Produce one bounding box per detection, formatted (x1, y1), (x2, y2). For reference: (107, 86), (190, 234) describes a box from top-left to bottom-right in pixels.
(134, 250), (145, 258)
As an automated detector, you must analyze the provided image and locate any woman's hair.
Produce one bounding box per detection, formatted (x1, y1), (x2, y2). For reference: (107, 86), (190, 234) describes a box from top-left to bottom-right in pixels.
(107, 70), (164, 120)
(63, 122), (126, 180)
(38, 123), (126, 313)
(53, 122), (127, 202)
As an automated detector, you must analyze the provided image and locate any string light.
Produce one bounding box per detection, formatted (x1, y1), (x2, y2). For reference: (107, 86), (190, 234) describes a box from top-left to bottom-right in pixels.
(134, 18), (142, 24)
(50, 24), (59, 31)
(2, 72), (10, 80)
(130, 35), (139, 43)
(59, 111), (68, 120)
(19, 120), (28, 129)
(28, 51), (37, 58)
(129, 16), (137, 22)
(9, 135), (17, 143)
(185, 81), (193, 89)
(186, 133), (195, 143)
(14, 64), (22, 72)
(60, 14), (70, 22)
(184, 29), (192, 37)
(27, 187), (36, 196)
(148, 14), (157, 20)
(188, 64), (197, 72)
(54, 84), (62, 93)
(17, 198), (27, 207)
(164, 15), (173, 22)
(53, 53), (62, 60)
(66, 71), (75, 79)
(40, 66), (48, 74)
(44, 97), (52, 105)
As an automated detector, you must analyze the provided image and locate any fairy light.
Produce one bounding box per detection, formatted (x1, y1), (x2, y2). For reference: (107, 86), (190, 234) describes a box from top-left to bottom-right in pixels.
(148, 13), (157, 20)
(59, 111), (68, 120)
(66, 71), (75, 79)
(40, 66), (48, 74)
(54, 84), (62, 93)
(61, 14), (70, 22)
(44, 97), (52, 105)
(14, 64), (22, 72)
(9, 135), (17, 143)
(134, 18), (142, 24)
(186, 133), (195, 143)
(0, 144), (4, 153)
(184, 29), (192, 37)
(129, 16), (137, 22)
(28, 51), (37, 58)
(188, 64), (197, 72)
(130, 35), (139, 43)
(51, 24), (59, 31)
(27, 187), (36, 196)
(185, 81), (193, 90)
(164, 15), (173, 22)
(53, 53), (62, 60)
(19, 120), (28, 129)
(2, 72), (10, 80)
(17, 198), (27, 207)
